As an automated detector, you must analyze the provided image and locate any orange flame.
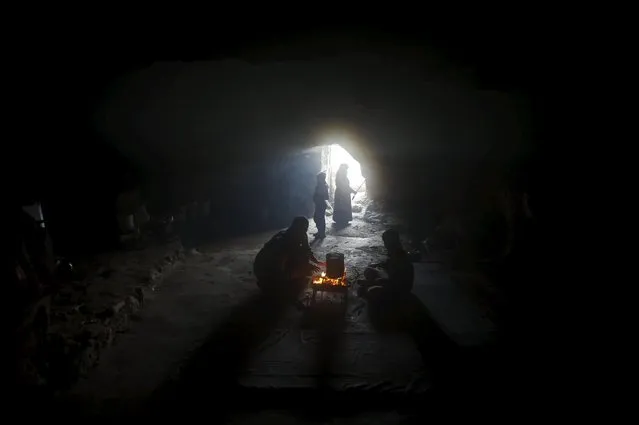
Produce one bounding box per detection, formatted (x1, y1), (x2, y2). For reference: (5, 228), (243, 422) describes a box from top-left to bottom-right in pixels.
(312, 270), (347, 286)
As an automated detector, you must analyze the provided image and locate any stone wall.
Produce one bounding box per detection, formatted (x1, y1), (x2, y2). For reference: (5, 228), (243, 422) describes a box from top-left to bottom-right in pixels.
(46, 241), (184, 391)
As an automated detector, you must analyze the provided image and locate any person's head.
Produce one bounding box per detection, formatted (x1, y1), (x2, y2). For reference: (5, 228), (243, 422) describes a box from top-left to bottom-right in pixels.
(382, 229), (403, 253)
(288, 216), (309, 236)
(336, 164), (349, 178)
(317, 172), (327, 184)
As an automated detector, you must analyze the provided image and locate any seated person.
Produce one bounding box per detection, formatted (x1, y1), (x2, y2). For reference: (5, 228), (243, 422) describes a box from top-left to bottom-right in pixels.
(358, 229), (414, 300)
(254, 216), (322, 294)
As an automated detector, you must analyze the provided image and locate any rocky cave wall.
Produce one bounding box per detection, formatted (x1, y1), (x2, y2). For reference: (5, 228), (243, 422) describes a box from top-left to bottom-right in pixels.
(90, 56), (534, 249)
(143, 148), (323, 235)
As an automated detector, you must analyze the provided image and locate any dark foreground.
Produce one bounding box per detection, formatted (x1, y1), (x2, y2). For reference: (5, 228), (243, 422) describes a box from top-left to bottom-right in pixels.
(14, 214), (524, 423)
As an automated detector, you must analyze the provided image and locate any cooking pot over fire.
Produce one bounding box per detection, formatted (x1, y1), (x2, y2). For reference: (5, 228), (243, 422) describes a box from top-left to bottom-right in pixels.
(325, 252), (345, 279)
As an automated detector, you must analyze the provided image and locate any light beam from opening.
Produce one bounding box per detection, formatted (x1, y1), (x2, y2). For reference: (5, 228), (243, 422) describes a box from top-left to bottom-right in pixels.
(328, 144), (365, 192)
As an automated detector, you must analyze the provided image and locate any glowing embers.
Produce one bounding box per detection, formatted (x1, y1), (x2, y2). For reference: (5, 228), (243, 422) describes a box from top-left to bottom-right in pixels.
(312, 270), (347, 287)
(309, 269), (348, 307)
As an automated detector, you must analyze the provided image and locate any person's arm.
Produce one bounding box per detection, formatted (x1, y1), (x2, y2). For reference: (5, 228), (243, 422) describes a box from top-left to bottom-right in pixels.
(322, 186), (332, 210)
(302, 236), (320, 263)
(308, 248), (322, 272)
(345, 178), (356, 194)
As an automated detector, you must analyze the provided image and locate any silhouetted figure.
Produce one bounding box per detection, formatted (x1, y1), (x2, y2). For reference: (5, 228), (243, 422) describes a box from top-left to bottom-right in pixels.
(358, 229), (414, 307)
(333, 164), (355, 225)
(358, 230), (458, 386)
(313, 172), (329, 238)
(253, 217), (322, 295)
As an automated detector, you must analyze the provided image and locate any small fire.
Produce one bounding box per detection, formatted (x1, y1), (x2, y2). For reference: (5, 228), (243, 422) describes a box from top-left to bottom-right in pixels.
(312, 270), (347, 286)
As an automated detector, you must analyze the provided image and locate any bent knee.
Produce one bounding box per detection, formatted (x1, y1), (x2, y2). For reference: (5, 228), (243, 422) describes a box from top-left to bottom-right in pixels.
(364, 267), (380, 281)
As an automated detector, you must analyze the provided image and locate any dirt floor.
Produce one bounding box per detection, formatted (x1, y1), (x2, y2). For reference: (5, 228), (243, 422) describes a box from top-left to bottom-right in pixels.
(54, 206), (497, 423)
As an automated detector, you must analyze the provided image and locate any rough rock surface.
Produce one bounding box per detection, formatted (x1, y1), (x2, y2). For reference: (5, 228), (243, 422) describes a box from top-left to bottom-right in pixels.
(47, 241), (184, 390)
(53, 203), (498, 423)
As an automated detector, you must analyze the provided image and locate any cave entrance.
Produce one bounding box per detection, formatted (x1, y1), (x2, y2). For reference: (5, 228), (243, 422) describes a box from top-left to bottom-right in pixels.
(320, 144), (366, 203)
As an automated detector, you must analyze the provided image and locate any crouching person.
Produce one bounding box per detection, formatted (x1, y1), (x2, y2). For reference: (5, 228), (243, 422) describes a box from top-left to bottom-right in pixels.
(254, 217), (322, 297)
(358, 229), (414, 323)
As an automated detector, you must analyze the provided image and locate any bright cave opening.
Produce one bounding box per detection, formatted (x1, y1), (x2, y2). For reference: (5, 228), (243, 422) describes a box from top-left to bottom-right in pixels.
(321, 144), (366, 203)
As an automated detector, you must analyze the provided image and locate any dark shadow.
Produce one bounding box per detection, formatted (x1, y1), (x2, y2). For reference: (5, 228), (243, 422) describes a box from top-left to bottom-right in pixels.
(299, 295), (347, 421)
(145, 283), (304, 417)
(300, 298), (347, 387)
(49, 285), (473, 421)
(365, 292), (460, 389)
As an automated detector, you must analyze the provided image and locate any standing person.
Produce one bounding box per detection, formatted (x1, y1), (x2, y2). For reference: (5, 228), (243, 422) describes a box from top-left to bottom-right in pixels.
(333, 164), (356, 225)
(313, 172), (329, 238)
